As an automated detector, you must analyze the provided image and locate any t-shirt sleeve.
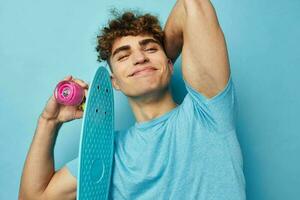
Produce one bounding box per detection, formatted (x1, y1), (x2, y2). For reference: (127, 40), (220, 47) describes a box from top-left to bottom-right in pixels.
(182, 74), (237, 132)
(66, 157), (78, 179)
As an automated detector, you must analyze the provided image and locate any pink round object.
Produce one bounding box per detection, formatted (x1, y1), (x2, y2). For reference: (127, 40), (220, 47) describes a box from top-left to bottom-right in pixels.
(54, 80), (84, 106)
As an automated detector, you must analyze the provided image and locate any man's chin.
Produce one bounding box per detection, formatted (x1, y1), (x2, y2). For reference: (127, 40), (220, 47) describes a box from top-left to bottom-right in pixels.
(126, 85), (169, 99)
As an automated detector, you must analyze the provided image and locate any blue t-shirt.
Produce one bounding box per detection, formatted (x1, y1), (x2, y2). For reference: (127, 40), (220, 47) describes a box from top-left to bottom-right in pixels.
(66, 75), (246, 200)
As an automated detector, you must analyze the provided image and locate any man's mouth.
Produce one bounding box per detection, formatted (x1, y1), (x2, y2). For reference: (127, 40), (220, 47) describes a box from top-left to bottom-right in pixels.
(129, 67), (158, 77)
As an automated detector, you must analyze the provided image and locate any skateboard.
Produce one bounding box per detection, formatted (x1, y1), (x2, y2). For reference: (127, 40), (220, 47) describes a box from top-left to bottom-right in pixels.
(77, 66), (114, 200)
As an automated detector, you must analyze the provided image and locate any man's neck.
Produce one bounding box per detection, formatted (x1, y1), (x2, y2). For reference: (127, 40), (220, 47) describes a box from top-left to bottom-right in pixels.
(128, 89), (178, 123)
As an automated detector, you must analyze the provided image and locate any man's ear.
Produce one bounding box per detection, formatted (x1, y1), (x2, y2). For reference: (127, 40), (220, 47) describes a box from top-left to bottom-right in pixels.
(110, 74), (121, 91)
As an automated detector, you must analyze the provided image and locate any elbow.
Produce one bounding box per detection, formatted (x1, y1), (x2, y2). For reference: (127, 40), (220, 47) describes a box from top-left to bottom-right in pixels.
(183, 0), (216, 16)
(18, 187), (29, 200)
(183, 0), (203, 11)
(18, 189), (45, 200)
(18, 195), (44, 200)
(18, 193), (33, 200)
(183, 0), (221, 29)
(18, 193), (30, 200)
(18, 179), (47, 200)
(18, 195), (29, 200)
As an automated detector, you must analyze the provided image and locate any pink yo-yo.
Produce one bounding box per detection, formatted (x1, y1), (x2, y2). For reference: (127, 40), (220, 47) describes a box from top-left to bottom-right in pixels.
(54, 80), (85, 107)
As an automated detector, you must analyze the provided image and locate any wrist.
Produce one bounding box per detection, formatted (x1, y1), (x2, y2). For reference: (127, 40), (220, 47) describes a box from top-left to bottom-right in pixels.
(38, 115), (62, 127)
(35, 116), (63, 139)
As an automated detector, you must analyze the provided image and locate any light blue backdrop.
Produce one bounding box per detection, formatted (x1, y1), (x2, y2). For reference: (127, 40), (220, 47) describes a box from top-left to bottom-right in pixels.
(0, 0), (299, 199)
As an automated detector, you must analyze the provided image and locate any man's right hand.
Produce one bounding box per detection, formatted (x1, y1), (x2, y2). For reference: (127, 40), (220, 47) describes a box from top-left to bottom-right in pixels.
(19, 75), (87, 200)
(40, 75), (89, 124)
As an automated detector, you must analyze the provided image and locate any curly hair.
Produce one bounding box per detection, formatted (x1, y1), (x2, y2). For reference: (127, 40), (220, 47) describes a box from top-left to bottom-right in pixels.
(96, 9), (164, 72)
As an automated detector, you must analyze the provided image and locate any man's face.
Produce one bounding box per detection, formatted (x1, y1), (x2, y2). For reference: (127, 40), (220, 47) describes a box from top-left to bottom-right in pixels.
(109, 34), (174, 98)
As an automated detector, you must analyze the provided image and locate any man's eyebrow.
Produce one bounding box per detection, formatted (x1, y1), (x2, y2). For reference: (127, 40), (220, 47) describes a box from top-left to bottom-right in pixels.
(111, 38), (160, 59)
(139, 38), (160, 47)
(112, 45), (130, 58)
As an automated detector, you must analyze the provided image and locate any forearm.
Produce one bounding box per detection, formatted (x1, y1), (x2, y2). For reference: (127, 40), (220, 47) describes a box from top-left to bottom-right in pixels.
(163, 0), (186, 63)
(19, 117), (62, 199)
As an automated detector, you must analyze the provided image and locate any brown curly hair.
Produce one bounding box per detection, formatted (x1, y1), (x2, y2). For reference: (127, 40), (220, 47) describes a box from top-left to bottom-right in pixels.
(96, 9), (165, 72)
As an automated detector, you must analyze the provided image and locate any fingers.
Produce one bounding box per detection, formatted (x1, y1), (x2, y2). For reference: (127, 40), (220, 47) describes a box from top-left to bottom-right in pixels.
(63, 75), (73, 81)
(62, 75), (89, 89)
(74, 109), (84, 119)
(72, 77), (89, 89)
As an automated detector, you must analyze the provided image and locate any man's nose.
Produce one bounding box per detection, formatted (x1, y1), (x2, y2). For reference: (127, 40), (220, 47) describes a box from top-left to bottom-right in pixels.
(132, 50), (149, 65)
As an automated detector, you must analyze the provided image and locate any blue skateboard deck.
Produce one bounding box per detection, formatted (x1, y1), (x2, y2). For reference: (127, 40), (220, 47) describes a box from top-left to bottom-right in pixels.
(77, 66), (114, 200)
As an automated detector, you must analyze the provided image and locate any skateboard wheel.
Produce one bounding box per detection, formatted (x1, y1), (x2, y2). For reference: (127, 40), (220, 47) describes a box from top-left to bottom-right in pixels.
(54, 80), (85, 106)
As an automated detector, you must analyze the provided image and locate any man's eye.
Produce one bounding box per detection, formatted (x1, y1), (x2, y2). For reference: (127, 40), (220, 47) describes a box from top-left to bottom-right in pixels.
(118, 55), (129, 61)
(146, 48), (157, 52)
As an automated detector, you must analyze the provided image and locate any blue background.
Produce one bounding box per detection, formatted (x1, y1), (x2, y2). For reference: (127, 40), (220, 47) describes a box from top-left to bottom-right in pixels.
(0, 0), (299, 199)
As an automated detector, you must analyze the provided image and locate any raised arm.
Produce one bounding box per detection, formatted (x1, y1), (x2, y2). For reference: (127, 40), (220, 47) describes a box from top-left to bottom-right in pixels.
(19, 76), (88, 200)
(164, 0), (230, 98)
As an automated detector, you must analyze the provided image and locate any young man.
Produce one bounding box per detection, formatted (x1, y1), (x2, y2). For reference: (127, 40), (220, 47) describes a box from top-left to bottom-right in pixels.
(19, 0), (246, 199)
